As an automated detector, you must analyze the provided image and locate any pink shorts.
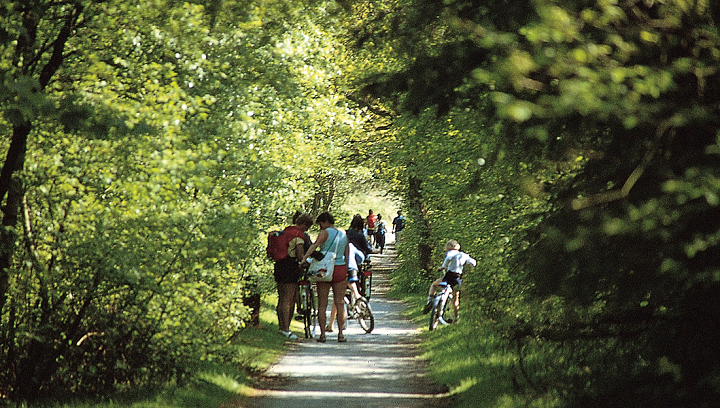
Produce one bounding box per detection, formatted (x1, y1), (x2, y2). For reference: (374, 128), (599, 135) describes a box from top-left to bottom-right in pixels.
(331, 264), (348, 283)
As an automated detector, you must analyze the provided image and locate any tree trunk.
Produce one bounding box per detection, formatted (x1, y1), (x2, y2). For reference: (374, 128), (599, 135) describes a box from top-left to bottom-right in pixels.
(408, 172), (434, 279)
(1, 0), (81, 317)
(1, 3), (83, 398)
(244, 293), (261, 328)
(0, 122), (30, 316)
(310, 174), (336, 216)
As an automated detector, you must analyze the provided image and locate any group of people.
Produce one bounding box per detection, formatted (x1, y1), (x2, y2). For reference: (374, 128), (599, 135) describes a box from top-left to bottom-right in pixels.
(365, 209), (407, 252)
(272, 208), (473, 342)
(273, 211), (381, 342)
(364, 209), (386, 253)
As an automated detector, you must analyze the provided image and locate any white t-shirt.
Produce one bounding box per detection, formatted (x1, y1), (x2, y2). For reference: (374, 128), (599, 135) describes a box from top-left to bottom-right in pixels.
(441, 249), (477, 274)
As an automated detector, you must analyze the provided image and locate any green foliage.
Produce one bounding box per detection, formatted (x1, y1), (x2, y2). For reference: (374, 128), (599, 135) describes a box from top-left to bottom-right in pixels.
(4, 0), (720, 406)
(355, 0), (720, 406)
(398, 293), (517, 408)
(0, 0), (374, 402)
(13, 296), (286, 408)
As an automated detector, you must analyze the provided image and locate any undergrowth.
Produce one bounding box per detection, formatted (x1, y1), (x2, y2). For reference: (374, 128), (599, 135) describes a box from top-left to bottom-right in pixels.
(398, 293), (564, 408)
(15, 295), (287, 408)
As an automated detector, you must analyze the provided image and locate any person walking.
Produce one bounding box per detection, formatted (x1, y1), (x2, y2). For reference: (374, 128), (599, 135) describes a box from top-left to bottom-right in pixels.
(300, 212), (349, 343)
(326, 214), (379, 333)
(392, 210), (406, 243)
(375, 214), (387, 253)
(273, 213), (313, 340)
(365, 209), (377, 247)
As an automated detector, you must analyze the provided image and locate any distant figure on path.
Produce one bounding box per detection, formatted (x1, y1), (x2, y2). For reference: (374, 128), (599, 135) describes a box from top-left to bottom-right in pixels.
(375, 214), (387, 253)
(392, 210), (406, 243)
(365, 209), (377, 247)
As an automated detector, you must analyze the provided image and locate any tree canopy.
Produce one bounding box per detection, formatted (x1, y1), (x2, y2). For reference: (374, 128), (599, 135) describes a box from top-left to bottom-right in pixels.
(360, 0), (720, 406)
(2, 0), (720, 406)
(0, 0), (371, 400)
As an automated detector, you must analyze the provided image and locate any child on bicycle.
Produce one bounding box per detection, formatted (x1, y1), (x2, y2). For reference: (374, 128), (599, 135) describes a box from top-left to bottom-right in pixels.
(423, 240), (476, 323)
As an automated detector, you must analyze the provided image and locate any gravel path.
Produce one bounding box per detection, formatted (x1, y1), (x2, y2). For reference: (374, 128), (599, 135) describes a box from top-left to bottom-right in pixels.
(239, 243), (452, 408)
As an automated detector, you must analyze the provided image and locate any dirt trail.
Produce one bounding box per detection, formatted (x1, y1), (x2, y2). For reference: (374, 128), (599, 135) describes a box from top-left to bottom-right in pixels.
(240, 242), (452, 408)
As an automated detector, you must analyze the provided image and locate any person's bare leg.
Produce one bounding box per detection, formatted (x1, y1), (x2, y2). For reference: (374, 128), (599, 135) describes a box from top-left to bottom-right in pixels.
(327, 302), (337, 331)
(285, 283), (298, 331)
(316, 282), (331, 340)
(350, 281), (361, 301)
(333, 280), (348, 340)
(428, 278), (441, 296)
(277, 282), (296, 332)
(453, 290), (460, 320)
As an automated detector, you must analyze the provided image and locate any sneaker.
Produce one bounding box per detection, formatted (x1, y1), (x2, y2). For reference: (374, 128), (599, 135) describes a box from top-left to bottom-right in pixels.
(438, 317), (449, 325)
(279, 330), (298, 340)
(422, 297), (433, 314)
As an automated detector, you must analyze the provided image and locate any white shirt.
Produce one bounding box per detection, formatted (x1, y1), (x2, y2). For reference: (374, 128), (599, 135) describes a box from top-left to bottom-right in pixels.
(441, 249), (477, 274)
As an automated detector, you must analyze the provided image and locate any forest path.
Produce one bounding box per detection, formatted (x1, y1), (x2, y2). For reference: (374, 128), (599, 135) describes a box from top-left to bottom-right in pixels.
(238, 240), (453, 408)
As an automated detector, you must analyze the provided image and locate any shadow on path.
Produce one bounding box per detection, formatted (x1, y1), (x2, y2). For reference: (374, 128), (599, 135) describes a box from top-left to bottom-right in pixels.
(237, 243), (453, 408)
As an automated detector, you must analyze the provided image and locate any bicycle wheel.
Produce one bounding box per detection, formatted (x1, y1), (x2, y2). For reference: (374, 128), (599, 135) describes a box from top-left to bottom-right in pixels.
(355, 299), (374, 333)
(429, 296), (444, 331)
(308, 285), (319, 338)
(299, 281), (312, 338)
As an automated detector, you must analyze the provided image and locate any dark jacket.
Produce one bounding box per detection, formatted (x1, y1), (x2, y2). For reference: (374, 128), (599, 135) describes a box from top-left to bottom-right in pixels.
(346, 229), (373, 255)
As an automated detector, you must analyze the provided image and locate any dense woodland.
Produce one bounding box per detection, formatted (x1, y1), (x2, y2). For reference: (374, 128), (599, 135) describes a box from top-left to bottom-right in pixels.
(1, 0), (719, 407)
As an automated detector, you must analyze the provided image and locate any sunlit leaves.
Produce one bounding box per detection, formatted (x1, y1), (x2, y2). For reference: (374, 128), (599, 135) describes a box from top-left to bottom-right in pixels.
(2, 0), (376, 398)
(351, 0), (720, 405)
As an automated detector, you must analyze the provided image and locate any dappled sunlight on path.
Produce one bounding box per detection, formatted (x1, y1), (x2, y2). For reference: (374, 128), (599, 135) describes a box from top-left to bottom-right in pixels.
(239, 242), (452, 408)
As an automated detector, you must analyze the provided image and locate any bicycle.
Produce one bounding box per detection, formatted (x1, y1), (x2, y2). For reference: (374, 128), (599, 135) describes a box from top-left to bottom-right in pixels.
(358, 258), (372, 299)
(429, 281), (453, 331)
(297, 273), (319, 338)
(344, 289), (374, 333)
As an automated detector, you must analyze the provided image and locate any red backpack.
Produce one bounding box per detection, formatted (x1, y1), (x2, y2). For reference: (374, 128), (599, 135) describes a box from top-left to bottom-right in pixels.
(266, 226), (304, 261)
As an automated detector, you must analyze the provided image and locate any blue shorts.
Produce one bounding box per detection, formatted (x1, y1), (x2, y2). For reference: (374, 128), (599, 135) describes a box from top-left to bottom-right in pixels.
(348, 267), (359, 283)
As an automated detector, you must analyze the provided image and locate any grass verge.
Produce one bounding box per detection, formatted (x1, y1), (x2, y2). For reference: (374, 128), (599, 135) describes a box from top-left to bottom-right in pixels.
(31, 294), (288, 408)
(397, 293), (518, 408)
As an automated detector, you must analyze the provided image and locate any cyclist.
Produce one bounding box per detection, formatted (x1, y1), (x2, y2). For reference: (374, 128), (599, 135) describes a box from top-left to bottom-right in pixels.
(347, 214), (379, 297)
(423, 240), (476, 323)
